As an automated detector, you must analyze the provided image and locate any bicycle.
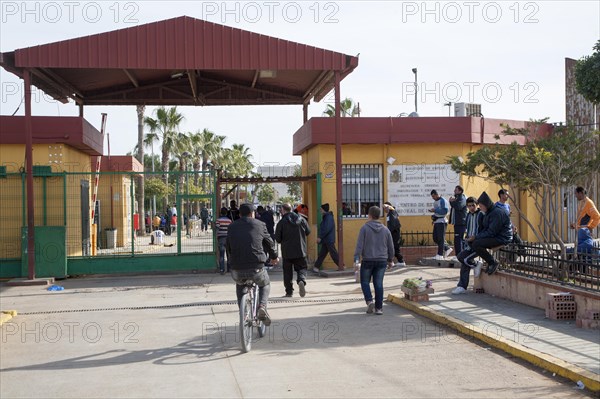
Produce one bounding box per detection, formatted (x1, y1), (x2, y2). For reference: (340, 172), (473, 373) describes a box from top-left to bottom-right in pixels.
(239, 280), (267, 353)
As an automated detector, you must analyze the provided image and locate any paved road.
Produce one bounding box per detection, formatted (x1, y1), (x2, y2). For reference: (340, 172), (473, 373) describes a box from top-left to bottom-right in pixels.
(0, 269), (594, 398)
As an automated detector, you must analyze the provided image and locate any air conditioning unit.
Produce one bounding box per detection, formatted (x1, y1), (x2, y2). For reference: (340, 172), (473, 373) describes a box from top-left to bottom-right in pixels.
(454, 103), (482, 117)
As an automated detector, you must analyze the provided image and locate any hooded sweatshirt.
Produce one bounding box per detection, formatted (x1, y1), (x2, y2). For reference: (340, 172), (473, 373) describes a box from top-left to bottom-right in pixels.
(475, 191), (513, 244)
(354, 220), (395, 263)
(275, 211), (311, 259)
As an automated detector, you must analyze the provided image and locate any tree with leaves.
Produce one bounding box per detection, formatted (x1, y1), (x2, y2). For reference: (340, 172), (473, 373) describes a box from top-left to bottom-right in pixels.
(448, 120), (600, 265)
(575, 40), (600, 105)
(323, 97), (361, 117)
(144, 106), (185, 208)
(286, 164), (303, 202)
(257, 183), (276, 205)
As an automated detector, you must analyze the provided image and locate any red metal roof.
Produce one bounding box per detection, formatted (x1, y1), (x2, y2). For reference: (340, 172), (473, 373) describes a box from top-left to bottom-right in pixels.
(1, 16), (358, 106)
(0, 115), (103, 156)
(292, 117), (554, 155)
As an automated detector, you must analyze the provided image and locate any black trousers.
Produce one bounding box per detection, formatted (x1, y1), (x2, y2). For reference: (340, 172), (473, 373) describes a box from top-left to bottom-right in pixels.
(283, 257), (308, 295)
(314, 242), (339, 268)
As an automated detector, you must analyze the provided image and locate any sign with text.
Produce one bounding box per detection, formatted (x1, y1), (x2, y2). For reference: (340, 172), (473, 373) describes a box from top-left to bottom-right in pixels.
(387, 164), (459, 216)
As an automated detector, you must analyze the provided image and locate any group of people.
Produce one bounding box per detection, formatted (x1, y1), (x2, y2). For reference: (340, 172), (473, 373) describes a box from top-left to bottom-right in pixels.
(225, 185), (598, 325)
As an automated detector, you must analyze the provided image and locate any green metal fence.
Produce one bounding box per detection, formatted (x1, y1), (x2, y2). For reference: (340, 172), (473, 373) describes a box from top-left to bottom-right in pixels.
(0, 170), (218, 278)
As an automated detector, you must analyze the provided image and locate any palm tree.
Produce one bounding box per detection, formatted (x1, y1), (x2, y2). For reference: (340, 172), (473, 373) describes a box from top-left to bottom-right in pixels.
(136, 105), (146, 234)
(323, 97), (360, 117)
(144, 107), (184, 208)
(190, 129), (226, 191)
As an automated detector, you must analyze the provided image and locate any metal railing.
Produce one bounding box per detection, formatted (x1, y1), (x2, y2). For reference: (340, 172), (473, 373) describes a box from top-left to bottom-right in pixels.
(499, 242), (600, 292)
(399, 229), (455, 247)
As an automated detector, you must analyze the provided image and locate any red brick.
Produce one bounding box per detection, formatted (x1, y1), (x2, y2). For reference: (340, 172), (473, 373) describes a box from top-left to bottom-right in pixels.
(576, 318), (583, 328)
(405, 293), (430, 302)
(546, 309), (576, 320)
(547, 301), (577, 311)
(474, 288), (485, 294)
(546, 293), (575, 302)
(584, 310), (600, 320)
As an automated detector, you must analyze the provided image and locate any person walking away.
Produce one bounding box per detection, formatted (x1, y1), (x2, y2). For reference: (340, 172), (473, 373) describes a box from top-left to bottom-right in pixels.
(354, 206), (394, 315)
(449, 185), (467, 258)
(228, 200), (240, 221)
(226, 203), (278, 325)
(257, 205), (277, 268)
(452, 196), (484, 294)
(275, 203), (311, 297)
(215, 207), (232, 274)
(200, 204), (209, 233)
(429, 190), (452, 260)
(383, 201), (405, 267)
(313, 203), (342, 272)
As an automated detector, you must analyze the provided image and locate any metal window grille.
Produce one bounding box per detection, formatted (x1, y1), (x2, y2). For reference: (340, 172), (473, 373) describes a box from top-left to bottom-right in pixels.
(342, 164), (382, 218)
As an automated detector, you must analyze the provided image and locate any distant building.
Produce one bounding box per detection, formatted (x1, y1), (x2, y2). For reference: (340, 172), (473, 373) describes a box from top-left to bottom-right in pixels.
(256, 164), (299, 203)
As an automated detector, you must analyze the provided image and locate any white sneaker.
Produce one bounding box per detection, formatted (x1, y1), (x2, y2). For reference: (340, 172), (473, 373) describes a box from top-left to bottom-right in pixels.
(473, 261), (483, 278)
(445, 247), (454, 257)
(396, 262), (406, 267)
(433, 254), (444, 261)
(452, 286), (467, 295)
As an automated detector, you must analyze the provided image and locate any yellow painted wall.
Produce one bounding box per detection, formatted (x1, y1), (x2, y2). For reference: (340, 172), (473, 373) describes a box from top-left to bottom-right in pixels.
(97, 175), (133, 248)
(301, 142), (536, 267)
(0, 144), (92, 258)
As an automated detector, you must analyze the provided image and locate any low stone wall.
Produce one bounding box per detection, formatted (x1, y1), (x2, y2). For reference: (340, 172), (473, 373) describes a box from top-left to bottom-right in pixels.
(479, 271), (600, 319)
(401, 246), (438, 264)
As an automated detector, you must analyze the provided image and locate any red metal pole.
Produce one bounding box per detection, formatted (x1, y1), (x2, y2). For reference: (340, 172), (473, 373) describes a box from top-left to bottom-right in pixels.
(24, 70), (35, 280)
(334, 71), (344, 269)
(303, 102), (308, 124)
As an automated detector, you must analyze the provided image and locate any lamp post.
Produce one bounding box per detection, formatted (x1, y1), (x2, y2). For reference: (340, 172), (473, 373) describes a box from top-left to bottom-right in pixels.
(444, 102), (452, 116)
(412, 67), (418, 114)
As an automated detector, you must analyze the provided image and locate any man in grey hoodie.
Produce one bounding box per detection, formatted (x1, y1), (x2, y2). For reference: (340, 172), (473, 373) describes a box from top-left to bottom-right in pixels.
(275, 203), (311, 297)
(354, 206), (395, 315)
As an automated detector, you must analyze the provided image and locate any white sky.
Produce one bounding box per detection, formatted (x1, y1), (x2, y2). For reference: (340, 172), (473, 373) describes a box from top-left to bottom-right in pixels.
(1, 1), (598, 169)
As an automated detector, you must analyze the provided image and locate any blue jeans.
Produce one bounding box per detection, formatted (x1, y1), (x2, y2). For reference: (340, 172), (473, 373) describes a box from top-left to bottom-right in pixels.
(218, 237), (227, 272)
(360, 260), (387, 310)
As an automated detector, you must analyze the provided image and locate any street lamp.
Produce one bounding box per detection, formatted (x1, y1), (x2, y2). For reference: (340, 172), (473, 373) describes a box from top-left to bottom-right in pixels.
(444, 102), (452, 116)
(412, 67), (418, 114)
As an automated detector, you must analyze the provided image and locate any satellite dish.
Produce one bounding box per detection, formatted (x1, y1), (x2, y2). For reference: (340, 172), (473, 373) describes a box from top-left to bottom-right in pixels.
(408, 112), (420, 117)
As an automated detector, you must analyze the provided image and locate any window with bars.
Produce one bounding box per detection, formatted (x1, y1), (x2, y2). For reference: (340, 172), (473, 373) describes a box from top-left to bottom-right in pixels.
(341, 164), (383, 218)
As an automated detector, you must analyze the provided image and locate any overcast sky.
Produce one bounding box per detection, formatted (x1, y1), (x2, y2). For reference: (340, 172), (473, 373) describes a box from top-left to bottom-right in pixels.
(1, 1), (598, 169)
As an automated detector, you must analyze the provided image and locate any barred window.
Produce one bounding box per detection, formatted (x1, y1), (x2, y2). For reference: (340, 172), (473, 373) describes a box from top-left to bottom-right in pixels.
(342, 164), (383, 218)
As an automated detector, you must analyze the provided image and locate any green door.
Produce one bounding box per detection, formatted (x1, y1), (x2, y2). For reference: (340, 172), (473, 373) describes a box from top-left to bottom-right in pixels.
(21, 226), (67, 278)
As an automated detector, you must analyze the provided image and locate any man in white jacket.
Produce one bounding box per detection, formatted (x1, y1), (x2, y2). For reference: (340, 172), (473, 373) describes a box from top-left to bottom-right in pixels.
(354, 206), (395, 315)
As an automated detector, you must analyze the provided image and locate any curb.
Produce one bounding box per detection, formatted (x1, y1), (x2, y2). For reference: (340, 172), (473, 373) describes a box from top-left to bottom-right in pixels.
(387, 293), (600, 392)
(0, 310), (17, 326)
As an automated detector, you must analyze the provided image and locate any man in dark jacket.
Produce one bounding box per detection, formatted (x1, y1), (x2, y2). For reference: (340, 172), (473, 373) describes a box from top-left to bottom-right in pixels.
(227, 203), (278, 325)
(275, 203), (311, 297)
(313, 203), (341, 272)
(449, 185), (467, 257)
(466, 191), (512, 276)
(383, 201), (405, 267)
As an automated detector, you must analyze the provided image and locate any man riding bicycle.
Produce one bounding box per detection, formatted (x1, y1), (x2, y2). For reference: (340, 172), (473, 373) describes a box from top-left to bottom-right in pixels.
(226, 203), (278, 325)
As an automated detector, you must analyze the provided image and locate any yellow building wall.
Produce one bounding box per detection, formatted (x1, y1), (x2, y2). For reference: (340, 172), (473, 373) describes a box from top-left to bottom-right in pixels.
(0, 144), (92, 258)
(97, 175), (133, 248)
(303, 142), (537, 268)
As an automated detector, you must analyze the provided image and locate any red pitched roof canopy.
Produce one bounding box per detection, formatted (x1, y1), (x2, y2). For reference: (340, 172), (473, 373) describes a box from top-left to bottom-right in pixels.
(0, 16), (358, 106)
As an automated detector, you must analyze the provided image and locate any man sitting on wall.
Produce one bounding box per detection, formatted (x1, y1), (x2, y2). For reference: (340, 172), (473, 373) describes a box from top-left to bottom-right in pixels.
(463, 191), (512, 276)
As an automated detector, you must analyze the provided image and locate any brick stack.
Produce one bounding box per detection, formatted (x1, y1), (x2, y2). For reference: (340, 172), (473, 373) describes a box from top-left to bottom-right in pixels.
(400, 286), (434, 302)
(545, 293), (577, 320)
(576, 310), (600, 329)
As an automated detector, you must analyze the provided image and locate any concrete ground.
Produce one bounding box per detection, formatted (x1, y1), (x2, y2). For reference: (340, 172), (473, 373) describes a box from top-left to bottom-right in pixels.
(0, 266), (596, 398)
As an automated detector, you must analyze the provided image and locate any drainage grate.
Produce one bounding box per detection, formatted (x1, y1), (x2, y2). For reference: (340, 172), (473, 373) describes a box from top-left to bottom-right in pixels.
(19, 297), (365, 315)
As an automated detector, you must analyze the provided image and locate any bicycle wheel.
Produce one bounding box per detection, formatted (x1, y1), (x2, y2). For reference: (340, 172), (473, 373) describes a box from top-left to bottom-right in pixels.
(239, 293), (253, 353)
